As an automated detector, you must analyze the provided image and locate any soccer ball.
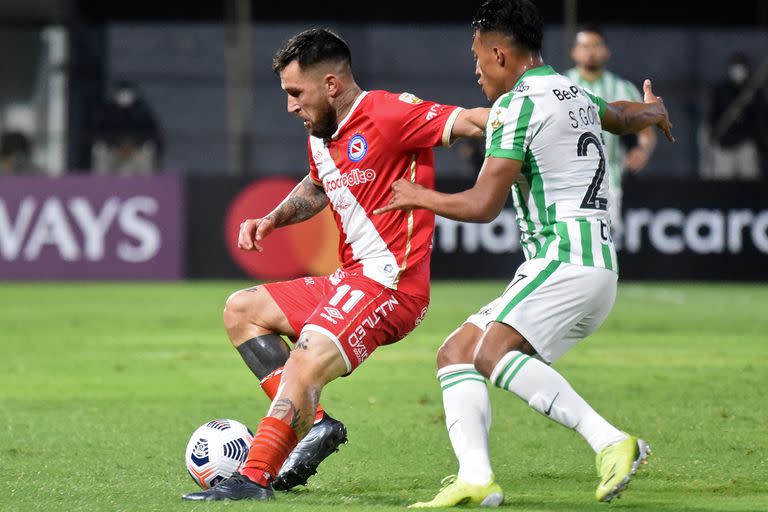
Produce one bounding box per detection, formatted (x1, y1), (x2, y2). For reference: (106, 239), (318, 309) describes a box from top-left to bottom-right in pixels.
(185, 419), (254, 489)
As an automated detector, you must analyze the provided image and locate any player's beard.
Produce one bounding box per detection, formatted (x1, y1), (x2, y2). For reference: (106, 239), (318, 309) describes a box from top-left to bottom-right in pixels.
(308, 101), (338, 140)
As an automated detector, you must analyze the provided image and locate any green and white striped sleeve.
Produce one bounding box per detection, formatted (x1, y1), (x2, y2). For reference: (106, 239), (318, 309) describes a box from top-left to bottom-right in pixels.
(485, 92), (537, 161)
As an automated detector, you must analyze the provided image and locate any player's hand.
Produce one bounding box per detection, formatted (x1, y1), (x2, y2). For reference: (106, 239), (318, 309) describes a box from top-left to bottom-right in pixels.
(643, 79), (675, 143)
(625, 147), (650, 173)
(238, 217), (275, 252)
(373, 179), (425, 215)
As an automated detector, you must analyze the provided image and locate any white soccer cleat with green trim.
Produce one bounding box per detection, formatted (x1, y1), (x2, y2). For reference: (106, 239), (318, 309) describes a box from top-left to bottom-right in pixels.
(595, 435), (651, 502)
(409, 474), (504, 508)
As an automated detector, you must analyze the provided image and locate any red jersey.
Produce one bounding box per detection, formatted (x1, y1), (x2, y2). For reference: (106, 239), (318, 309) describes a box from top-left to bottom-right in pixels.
(308, 90), (461, 298)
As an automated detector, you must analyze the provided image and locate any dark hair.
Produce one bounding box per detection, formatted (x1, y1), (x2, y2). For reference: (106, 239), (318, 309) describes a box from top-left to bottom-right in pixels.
(472, 0), (543, 52)
(272, 28), (352, 74)
(0, 132), (30, 157)
(575, 23), (606, 43)
(729, 53), (749, 67)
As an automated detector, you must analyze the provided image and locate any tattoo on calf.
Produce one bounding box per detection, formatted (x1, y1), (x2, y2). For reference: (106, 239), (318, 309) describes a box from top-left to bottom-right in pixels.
(270, 398), (311, 435)
(270, 398), (302, 428)
(244, 286), (259, 293)
(295, 335), (310, 350)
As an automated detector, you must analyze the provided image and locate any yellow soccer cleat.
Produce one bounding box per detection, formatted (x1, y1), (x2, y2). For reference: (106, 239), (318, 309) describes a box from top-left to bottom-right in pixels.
(409, 474), (504, 508)
(595, 435), (651, 502)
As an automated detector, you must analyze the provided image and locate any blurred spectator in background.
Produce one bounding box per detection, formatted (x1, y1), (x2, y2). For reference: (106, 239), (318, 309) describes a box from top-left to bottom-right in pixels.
(91, 80), (162, 175)
(704, 54), (767, 181)
(0, 131), (36, 175)
(453, 138), (486, 177)
(565, 24), (657, 248)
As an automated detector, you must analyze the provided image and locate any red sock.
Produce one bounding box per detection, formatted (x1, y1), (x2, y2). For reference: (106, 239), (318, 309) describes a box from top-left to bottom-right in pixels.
(260, 367), (326, 423)
(241, 417), (298, 486)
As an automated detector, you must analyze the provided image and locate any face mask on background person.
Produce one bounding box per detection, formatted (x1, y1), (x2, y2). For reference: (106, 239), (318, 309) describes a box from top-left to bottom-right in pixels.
(728, 63), (749, 85)
(114, 88), (137, 108)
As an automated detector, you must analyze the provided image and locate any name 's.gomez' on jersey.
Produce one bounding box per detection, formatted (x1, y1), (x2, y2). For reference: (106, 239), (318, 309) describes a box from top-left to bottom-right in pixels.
(324, 168), (377, 192)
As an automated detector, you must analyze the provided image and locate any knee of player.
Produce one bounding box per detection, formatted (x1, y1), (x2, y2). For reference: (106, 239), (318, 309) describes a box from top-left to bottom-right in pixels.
(437, 338), (466, 368)
(437, 324), (481, 369)
(472, 349), (495, 380)
(284, 350), (324, 385)
(223, 289), (261, 326)
(224, 289), (246, 314)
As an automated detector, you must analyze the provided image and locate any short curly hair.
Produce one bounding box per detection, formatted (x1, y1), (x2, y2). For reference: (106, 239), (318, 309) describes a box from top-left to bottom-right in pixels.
(272, 28), (351, 74)
(472, 0), (544, 52)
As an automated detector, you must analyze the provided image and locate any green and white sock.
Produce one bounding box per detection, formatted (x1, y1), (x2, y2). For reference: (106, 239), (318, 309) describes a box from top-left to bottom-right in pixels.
(438, 364), (493, 485)
(490, 351), (626, 452)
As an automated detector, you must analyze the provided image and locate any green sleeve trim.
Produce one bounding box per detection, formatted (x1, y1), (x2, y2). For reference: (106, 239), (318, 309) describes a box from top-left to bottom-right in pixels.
(585, 91), (607, 118)
(486, 148), (524, 160)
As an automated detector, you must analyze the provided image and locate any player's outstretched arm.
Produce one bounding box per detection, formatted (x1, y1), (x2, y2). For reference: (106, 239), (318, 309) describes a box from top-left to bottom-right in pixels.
(374, 156), (521, 223)
(449, 107), (490, 142)
(601, 79), (675, 142)
(238, 175), (329, 252)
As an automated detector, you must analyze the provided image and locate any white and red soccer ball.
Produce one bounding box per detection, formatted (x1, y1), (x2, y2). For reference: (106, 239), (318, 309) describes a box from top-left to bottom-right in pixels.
(185, 419), (253, 489)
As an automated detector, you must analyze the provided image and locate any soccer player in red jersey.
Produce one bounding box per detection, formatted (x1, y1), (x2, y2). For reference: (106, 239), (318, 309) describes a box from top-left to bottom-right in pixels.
(182, 28), (489, 501)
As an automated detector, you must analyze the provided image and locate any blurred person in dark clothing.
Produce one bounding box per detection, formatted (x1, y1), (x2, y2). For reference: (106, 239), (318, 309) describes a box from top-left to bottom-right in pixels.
(91, 80), (163, 175)
(706, 54), (768, 180)
(0, 131), (36, 175)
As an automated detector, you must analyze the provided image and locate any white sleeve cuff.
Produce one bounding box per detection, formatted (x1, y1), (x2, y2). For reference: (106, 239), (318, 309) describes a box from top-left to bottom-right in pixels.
(441, 107), (464, 148)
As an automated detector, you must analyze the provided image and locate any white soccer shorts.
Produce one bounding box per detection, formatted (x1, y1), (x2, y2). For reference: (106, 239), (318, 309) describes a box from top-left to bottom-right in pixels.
(465, 258), (617, 363)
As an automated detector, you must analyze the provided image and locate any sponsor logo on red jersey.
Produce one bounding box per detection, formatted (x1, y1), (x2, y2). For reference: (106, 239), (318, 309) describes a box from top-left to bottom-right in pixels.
(324, 168), (377, 192)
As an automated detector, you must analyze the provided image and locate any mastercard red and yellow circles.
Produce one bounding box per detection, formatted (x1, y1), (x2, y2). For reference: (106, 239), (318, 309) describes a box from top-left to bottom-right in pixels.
(225, 178), (340, 280)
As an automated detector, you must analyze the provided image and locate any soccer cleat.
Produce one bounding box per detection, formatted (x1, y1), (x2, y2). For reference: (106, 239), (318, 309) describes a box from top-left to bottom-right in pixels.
(181, 472), (274, 501)
(271, 413), (348, 491)
(409, 474), (504, 508)
(595, 436), (651, 502)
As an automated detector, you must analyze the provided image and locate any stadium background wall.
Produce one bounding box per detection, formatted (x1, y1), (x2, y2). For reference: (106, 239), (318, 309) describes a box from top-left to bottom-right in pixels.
(185, 176), (768, 282)
(1, 175), (766, 281)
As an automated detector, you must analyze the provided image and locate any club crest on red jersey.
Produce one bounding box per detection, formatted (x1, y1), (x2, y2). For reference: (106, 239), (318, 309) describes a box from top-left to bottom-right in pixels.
(348, 134), (368, 162)
(398, 92), (423, 104)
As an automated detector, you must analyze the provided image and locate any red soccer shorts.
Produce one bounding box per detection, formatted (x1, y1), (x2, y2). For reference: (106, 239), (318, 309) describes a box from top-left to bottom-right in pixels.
(263, 268), (429, 373)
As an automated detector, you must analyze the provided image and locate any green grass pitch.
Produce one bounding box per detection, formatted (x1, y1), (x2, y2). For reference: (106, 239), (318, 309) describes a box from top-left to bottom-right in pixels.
(1, 281), (767, 511)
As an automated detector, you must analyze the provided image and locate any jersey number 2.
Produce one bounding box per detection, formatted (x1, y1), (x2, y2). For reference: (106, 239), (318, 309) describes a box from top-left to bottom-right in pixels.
(577, 131), (608, 210)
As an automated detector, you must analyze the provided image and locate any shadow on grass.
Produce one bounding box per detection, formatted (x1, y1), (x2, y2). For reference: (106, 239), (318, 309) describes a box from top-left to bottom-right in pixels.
(274, 488), (764, 512)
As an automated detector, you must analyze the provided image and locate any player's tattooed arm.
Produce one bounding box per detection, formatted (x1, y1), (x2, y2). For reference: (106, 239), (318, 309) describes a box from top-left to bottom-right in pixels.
(237, 175), (328, 252)
(267, 175), (329, 228)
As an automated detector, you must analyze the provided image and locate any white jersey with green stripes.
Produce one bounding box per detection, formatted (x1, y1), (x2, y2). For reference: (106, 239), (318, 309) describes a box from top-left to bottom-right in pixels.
(485, 64), (618, 272)
(564, 68), (642, 190)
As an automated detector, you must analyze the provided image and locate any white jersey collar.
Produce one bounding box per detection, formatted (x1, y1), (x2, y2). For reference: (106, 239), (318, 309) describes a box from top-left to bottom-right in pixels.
(331, 90), (368, 140)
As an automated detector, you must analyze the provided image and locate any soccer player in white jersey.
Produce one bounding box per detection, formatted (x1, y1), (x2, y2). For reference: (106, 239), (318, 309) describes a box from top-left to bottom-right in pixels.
(376, 0), (674, 506)
(565, 25), (657, 247)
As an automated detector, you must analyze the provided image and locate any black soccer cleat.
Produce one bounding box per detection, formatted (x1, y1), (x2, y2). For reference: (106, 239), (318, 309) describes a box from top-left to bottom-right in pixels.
(272, 414), (348, 491)
(181, 472), (274, 501)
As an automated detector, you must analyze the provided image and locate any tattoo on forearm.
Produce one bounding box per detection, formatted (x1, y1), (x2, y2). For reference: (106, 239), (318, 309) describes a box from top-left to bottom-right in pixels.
(272, 176), (328, 227)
